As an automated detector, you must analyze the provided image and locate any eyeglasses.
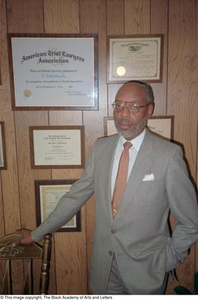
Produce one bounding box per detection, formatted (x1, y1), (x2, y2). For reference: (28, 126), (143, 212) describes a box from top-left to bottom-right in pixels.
(112, 101), (148, 114)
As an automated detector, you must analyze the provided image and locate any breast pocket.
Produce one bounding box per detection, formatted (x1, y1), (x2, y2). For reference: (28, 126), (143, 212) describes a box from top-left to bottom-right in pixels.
(137, 179), (167, 212)
(140, 179), (164, 194)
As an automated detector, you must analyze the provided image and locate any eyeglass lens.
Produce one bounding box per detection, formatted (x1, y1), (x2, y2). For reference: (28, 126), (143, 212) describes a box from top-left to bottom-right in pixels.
(113, 102), (141, 114)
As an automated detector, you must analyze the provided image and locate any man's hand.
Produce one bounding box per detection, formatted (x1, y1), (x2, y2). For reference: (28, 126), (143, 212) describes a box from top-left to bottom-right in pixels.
(20, 233), (34, 245)
(12, 228), (34, 247)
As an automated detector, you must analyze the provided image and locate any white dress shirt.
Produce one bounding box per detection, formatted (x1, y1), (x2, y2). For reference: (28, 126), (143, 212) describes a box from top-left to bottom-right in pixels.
(111, 129), (146, 197)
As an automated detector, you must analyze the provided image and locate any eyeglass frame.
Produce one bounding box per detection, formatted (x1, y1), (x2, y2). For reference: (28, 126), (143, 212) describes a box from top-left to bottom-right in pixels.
(112, 101), (149, 114)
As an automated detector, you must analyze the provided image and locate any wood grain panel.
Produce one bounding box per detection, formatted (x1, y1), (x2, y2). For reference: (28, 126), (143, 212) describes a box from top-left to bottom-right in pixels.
(107, 1), (124, 118)
(44, 0), (79, 33)
(167, 0), (197, 293)
(125, 0), (150, 34)
(168, 0), (197, 187)
(49, 111), (82, 126)
(150, 0), (168, 116)
(52, 169), (83, 180)
(6, 0), (43, 33)
(107, 0), (124, 35)
(54, 231), (87, 294)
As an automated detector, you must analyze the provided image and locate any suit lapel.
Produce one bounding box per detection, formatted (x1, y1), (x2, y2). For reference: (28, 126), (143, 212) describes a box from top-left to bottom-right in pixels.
(117, 129), (154, 216)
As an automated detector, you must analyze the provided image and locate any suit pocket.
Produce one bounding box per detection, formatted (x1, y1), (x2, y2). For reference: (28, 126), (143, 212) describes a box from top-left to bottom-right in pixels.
(138, 180), (166, 205)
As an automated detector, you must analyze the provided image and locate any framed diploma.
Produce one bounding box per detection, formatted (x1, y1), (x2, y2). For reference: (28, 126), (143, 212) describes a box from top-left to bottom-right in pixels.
(107, 35), (163, 83)
(8, 33), (98, 110)
(0, 122), (7, 170)
(35, 180), (81, 232)
(104, 116), (174, 140)
(30, 126), (85, 169)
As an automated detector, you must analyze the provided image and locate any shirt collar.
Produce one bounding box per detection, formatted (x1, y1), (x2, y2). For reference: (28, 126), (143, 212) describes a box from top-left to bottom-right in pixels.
(118, 129), (146, 152)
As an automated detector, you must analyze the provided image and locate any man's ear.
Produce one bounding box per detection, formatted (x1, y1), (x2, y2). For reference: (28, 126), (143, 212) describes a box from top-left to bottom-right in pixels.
(147, 103), (155, 118)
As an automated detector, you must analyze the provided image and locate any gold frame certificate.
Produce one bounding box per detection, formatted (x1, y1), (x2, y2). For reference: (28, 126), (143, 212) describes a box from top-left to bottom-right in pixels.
(35, 180), (81, 232)
(108, 35), (163, 83)
(30, 126), (85, 169)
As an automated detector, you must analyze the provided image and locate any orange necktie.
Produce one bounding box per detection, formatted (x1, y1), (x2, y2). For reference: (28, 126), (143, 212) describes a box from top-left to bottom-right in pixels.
(112, 142), (132, 218)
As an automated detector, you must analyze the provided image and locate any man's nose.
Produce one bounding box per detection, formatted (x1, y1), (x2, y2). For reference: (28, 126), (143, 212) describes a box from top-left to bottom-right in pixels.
(121, 105), (130, 116)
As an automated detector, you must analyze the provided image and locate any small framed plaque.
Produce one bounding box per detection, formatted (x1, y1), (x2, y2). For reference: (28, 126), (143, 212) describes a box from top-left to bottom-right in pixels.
(107, 34), (163, 83)
(104, 116), (174, 140)
(30, 126), (85, 169)
(35, 180), (81, 232)
(0, 122), (7, 170)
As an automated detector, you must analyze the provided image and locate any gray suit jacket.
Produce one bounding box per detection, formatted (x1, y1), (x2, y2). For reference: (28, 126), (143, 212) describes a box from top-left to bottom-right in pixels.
(32, 129), (198, 294)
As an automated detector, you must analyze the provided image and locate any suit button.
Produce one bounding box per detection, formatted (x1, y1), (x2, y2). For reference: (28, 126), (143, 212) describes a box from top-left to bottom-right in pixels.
(109, 251), (113, 256)
(111, 230), (116, 234)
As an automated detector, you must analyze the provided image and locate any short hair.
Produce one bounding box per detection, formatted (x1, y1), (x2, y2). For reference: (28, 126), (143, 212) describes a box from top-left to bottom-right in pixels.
(123, 80), (154, 105)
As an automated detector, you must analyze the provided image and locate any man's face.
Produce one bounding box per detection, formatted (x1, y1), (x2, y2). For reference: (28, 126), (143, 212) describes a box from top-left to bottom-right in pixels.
(113, 83), (154, 140)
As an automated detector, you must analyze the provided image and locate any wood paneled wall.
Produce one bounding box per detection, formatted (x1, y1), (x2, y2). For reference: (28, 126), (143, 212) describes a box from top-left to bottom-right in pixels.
(0, 0), (197, 295)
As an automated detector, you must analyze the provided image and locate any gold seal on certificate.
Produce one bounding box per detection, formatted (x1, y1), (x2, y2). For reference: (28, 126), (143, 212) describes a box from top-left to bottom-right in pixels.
(116, 66), (126, 76)
(23, 89), (32, 98)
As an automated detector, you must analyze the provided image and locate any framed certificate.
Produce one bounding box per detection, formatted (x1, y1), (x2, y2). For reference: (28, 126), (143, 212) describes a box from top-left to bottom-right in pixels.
(8, 33), (98, 110)
(0, 122), (7, 170)
(35, 180), (81, 232)
(30, 126), (85, 169)
(104, 116), (174, 140)
(107, 35), (163, 83)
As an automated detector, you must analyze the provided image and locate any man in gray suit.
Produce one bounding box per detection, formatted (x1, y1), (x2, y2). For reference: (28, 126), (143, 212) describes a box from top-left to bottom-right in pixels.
(20, 81), (198, 295)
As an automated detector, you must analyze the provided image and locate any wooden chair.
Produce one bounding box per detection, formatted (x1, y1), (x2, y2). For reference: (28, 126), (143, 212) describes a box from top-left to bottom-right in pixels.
(0, 229), (52, 295)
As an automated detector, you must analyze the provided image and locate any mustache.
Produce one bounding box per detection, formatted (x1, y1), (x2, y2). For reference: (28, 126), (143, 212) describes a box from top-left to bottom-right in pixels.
(115, 119), (135, 125)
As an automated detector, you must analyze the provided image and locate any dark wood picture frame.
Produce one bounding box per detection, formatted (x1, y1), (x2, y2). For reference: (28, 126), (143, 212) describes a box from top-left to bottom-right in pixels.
(30, 125), (85, 169)
(35, 179), (81, 232)
(0, 122), (7, 170)
(8, 33), (98, 111)
(107, 34), (163, 83)
(104, 116), (174, 141)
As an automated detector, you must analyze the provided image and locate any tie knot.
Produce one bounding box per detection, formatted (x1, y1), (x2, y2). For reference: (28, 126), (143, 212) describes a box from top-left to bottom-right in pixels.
(123, 141), (132, 151)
